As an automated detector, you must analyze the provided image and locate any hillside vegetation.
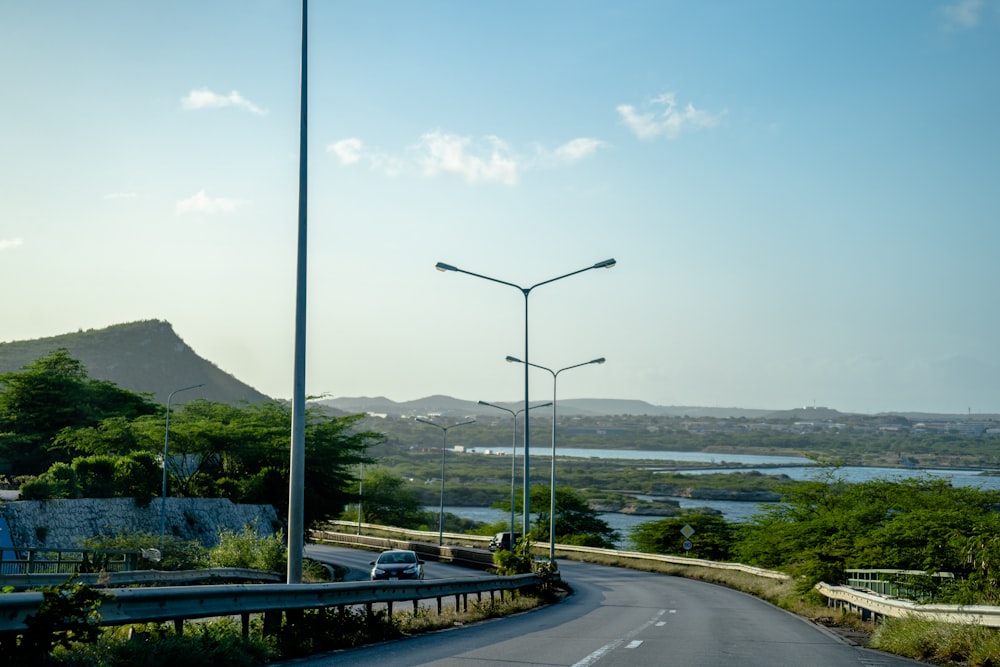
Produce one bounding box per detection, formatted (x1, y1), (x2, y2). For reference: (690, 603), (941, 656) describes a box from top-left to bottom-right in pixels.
(0, 320), (270, 405)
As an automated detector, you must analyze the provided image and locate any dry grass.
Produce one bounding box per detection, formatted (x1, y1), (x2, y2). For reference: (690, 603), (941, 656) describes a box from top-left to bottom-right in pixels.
(396, 593), (550, 634)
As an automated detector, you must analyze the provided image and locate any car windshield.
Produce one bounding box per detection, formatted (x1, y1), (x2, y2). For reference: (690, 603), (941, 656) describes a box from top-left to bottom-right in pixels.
(379, 552), (415, 564)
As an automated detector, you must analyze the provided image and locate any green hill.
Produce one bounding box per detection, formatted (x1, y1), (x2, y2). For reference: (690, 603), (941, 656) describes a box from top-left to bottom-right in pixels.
(0, 320), (270, 406)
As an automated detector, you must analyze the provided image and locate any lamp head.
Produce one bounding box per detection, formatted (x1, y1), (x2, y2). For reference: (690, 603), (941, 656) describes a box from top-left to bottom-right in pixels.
(594, 258), (616, 269)
(505, 355), (523, 364)
(435, 262), (458, 272)
(592, 357), (607, 365)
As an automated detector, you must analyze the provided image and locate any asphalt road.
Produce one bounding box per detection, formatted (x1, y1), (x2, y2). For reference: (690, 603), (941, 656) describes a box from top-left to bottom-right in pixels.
(293, 546), (929, 667)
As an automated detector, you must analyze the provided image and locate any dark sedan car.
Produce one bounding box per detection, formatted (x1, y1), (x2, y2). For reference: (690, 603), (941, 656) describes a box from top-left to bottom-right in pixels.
(369, 549), (425, 580)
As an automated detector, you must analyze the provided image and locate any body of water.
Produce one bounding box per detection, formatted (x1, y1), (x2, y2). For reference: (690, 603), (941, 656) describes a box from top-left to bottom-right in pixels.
(442, 449), (1000, 549)
(478, 446), (813, 466)
(675, 464), (1000, 491)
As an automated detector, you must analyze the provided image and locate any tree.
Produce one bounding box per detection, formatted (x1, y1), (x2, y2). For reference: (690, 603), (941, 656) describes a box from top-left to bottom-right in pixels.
(631, 514), (736, 561)
(51, 416), (150, 457)
(135, 400), (380, 528)
(354, 470), (428, 528)
(522, 485), (620, 548)
(0, 349), (157, 474)
(733, 476), (1000, 591)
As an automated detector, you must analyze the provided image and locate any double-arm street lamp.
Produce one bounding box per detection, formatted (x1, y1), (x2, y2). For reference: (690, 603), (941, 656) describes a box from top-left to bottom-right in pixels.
(478, 400), (552, 539)
(435, 258), (616, 532)
(416, 417), (476, 546)
(160, 383), (205, 542)
(506, 355), (605, 561)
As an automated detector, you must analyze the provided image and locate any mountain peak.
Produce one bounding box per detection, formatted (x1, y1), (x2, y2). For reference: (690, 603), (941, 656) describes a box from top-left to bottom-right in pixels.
(0, 320), (269, 405)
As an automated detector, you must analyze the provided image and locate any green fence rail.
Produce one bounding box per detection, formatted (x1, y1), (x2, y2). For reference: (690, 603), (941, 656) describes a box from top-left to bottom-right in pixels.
(0, 548), (142, 576)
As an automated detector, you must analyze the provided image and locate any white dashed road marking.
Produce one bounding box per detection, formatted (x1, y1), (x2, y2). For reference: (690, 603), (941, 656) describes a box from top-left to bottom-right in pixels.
(572, 610), (666, 667)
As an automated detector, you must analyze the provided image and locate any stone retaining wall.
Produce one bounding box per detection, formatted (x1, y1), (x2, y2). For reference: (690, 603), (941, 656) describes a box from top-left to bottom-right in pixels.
(0, 498), (280, 549)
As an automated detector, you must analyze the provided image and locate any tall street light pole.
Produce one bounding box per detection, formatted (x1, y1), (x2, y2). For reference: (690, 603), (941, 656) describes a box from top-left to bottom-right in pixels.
(159, 383), (205, 543)
(287, 0), (309, 584)
(416, 417), (476, 546)
(506, 355), (605, 561)
(435, 258), (615, 532)
(478, 400), (552, 538)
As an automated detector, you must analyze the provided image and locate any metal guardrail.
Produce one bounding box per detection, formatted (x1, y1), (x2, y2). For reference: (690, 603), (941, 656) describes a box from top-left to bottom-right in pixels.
(843, 568), (954, 601)
(816, 581), (1000, 627)
(312, 523), (790, 580)
(308, 529), (496, 570)
(0, 573), (547, 635)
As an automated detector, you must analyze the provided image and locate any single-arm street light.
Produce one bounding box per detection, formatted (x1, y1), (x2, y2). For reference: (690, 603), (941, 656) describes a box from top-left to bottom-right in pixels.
(159, 383), (205, 542)
(478, 400), (552, 539)
(435, 258), (615, 532)
(506, 355), (605, 561)
(416, 416), (476, 546)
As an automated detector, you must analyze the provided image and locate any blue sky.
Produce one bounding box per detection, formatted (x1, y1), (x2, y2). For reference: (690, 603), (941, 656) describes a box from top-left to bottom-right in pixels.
(2, 1), (998, 414)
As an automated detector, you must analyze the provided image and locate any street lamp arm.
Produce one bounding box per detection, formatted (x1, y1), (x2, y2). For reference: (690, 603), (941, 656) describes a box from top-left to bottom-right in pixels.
(556, 357), (606, 377)
(435, 262), (525, 293)
(526, 258), (616, 293)
(507, 355), (606, 377)
(416, 416), (443, 430)
(478, 400), (515, 418)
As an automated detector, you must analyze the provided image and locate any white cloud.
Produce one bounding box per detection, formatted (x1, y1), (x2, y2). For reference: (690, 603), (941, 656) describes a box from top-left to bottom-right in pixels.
(327, 138), (405, 175)
(617, 92), (723, 141)
(327, 138), (365, 165)
(553, 137), (607, 163)
(328, 131), (606, 184)
(175, 190), (245, 215)
(0, 237), (24, 251)
(414, 132), (519, 185)
(181, 88), (268, 116)
(103, 192), (139, 200)
(943, 0), (984, 29)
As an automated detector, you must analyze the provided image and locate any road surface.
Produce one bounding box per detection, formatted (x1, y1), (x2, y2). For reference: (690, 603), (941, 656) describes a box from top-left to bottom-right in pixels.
(294, 545), (927, 667)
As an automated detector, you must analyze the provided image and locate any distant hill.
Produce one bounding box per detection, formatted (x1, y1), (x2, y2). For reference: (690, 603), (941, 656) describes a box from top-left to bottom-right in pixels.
(317, 396), (774, 419)
(5, 322), (994, 420)
(0, 320), (270, 406)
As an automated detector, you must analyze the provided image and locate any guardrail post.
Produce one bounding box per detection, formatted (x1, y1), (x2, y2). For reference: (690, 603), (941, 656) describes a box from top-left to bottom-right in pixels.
(436, 597), (442, 615)
(241, 613), (250, 638)
(174, 618), (184, 636)
(263, 610), (281, 637)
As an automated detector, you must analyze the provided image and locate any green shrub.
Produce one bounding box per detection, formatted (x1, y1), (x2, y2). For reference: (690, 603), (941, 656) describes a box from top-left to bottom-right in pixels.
(14, 578), (110, 662)
(19, 477), (53, 500)
(208, 523), (286, 573)
(45, 462), (82, 499)
(493, 534), (535, 575)
(50, 619), (273, 667)
(113, 452), (160, 504)
(73, 455), (117, 498)
(79, 532), (206, 571)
